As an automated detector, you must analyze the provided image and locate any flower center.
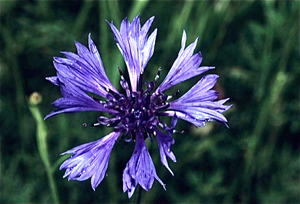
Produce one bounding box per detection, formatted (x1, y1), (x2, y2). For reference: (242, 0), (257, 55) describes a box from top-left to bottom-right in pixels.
(94, 68), (169, 141)
(103, 85), (167, 131)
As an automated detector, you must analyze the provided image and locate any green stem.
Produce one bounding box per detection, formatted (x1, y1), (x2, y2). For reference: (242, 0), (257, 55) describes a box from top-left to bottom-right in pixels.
(28, 101), (60, 204)
(135, 185), (143, 204)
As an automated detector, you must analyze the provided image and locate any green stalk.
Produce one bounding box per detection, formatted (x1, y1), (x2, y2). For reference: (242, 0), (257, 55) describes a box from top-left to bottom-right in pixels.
(28, 94), (60, 204)
(135, 185), (143, 204)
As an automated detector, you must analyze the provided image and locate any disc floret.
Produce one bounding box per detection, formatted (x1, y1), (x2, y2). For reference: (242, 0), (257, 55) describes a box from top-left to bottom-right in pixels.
(99, 70), (169, 141)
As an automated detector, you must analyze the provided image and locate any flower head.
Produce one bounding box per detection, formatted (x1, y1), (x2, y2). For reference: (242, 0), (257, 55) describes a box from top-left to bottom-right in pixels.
(46, 15), (232, 198)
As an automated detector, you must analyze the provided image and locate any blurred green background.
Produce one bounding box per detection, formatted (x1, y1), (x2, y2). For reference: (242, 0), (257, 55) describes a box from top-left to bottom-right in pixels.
(1, 0), (299, 203)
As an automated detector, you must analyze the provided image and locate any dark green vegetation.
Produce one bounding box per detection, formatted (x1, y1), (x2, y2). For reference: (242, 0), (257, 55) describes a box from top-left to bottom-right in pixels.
(1, 1), (299, 203)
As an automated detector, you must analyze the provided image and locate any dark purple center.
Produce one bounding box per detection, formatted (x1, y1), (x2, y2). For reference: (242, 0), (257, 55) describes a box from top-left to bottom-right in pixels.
(97, 70), (169, 141)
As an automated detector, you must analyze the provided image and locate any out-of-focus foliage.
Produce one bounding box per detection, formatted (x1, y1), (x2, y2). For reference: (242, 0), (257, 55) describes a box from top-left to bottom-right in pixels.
(1, 0), (299, 203)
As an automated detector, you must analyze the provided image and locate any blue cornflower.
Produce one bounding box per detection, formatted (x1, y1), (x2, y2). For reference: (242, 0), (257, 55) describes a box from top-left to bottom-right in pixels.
(45, 15), (232, 198)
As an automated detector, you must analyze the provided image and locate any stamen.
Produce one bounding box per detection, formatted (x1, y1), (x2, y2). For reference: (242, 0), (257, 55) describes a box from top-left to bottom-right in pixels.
(146, 130), (153, 142)
(155, 103), (169, 111)
(98, 116), (121, 126)
(167, 89), (181, 100)
(107, 88), (121, 100)
(173, 129), (185, 134)
(120, 132), (132, 142)
(138, 71), (144, 91)
(117, 67), (125, 81)
(118, 67), (131, 96)
(83, 123), (100, 127)
(90, 95), (102, 102)
(155, 67), (162, 82)
(156, 94), (167, 104)
(158, 122), (164, 129)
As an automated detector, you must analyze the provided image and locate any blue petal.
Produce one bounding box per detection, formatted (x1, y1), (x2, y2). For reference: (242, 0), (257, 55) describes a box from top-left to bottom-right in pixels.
(107, 16), (157, 92)
(59, 131), (121, 190)
(51, 34), (117, 97)
(122, 130), (165, 198)
(53, 60), (109, 97)
(163, 74), (232, 126)
(174, 74), (219, 103)
(46, 76), (59, 86)
(154, 128), (177, 176)
(169, 106), (229, 123)
(162, 111), (207, 127)
(153, 30), (214, 97)
(44, 81), (117, 120)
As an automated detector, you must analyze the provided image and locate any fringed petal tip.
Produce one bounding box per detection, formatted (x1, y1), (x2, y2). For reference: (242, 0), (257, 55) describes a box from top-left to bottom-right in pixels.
(88, 33), (97, 54)
(154, 33), (210, 94)
(59, 132), (120, 190)
(44, 109), (67, 120)
(106, 15), (157, 92)
(122, 132), (166, 198)
(155, 128), (177, 176)
(224, 122), (230, 129)
(46, 76), (59, 86)
(44, 113), (52, 120)
(181, 30), (187, 48)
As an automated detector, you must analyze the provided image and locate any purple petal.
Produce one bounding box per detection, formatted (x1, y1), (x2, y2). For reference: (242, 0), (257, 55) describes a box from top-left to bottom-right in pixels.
(46, 76), (59, 86)
(51, 34), (117, 98)
(169, 106), (229, 123)
(162, 110), (207, 127)
(60, 131), (121, 190)
(44, 81), (117, 120)
(174, 74), (219, 103)
(153, 30), (214, 97)
(53, 60), (109, 97)
(154, 128), (177, 176)
(122, 130), (165, 198)
(165, 74), (232, 126)
(107, 16), (157, 92)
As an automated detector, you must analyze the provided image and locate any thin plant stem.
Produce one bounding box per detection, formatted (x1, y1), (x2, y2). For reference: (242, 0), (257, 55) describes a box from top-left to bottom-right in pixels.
(134, 185), (143, 204)
(28, 98), (60, 204)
